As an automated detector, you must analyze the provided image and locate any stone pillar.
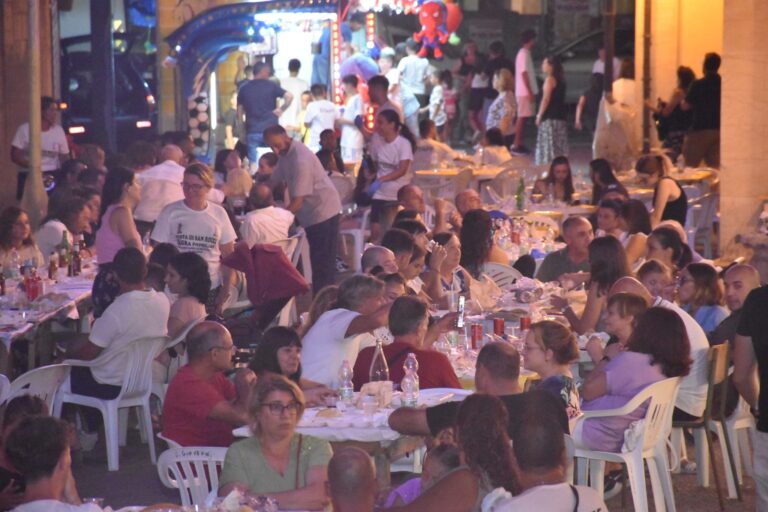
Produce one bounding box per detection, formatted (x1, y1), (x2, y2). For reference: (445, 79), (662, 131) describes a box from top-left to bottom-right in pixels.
(720, 1), (768, 256)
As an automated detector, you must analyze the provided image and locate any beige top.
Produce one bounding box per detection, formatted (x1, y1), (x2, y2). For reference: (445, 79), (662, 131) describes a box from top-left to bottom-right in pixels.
(0, 244), (44, 272)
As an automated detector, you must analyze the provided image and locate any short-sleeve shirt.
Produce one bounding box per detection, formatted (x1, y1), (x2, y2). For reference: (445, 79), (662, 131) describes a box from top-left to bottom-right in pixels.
(428, 85), (447, 126)
(89, 290), (170, 385)
(340, 94), (364, 151)
(369, 135), (413, 201)
(397, 55), (430, 96)
(162, 365), (237, 446)
(151, 200), (237, 288)
(239, 206), (295, 247)
(686, 74), (721, 131)
(237, 79), (287, 135)
(514, 48), (539, 97)
(737, 285), (768, 432)
(580, 351), (665, 452)
(12, 500), (102, 512)
(539, 375), (581, 420)
(169, 297), (206, 334)
(534, 248), (590, 283)
(303, 99), (338, 152)
(219, 434), (332, 493)
(11, 123), (69, 172)
(352, 340), (461, 390)
(487, 482), (607, 512)
(425, 390), (569, 438)
(272, 140), (342, 227)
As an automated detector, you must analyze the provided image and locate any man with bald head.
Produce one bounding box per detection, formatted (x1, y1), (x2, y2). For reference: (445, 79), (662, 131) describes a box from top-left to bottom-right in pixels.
(710, 264), (761, 346)
(609, 276), (710, 425)
(162, 321), (256, 446)
(398, 184), (426, 215)
(327, 447), (377, 512)
(536, 216), (593, 283)
(446, 189), (483, 231)
(239, 183), (295, 247)
(361, 245), (399, 275)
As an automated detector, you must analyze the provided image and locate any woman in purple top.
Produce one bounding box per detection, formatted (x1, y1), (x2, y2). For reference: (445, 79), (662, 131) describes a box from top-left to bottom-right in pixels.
(92, 167), (142, 317)
(574, 307), (692, 452)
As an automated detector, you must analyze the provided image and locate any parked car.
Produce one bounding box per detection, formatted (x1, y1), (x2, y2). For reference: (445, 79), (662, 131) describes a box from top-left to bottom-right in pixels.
(541, 28), (634, 104)
(60, 34), (157, 149)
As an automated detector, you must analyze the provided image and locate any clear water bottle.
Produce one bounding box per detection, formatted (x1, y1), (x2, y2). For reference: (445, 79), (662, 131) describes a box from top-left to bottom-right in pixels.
(402, 353), (419, 407)
(338, 360), (354, 403)
(369, 338), (390, 382)
(8, 248), (20, 278)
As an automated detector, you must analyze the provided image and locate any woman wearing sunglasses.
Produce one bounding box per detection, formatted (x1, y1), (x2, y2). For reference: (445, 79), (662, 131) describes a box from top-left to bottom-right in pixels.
(218, 375), (332, 510)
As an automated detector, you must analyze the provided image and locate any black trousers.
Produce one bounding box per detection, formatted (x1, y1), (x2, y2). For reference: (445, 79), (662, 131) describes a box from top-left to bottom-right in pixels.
(305, 214), (340, 294)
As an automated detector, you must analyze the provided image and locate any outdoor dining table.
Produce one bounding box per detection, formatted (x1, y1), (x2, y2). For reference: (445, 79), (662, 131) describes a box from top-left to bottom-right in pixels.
(0, 259), (96, 374)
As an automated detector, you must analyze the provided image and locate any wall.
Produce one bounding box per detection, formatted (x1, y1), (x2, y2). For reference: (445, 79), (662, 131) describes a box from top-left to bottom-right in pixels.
(0, 0), (56, 209)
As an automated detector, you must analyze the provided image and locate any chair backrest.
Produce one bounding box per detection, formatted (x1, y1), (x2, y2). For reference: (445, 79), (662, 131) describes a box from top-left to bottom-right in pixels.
(453, 168), (474, 196)
(9, 364), (69, 414)
(157, 447), (228, 506)
(483, 262), (522, 290)
(704, 343), (730, 422)
(564, 434), (576, 483)
(0, 375), (10, 406)
(522, 214), (561, 236)
(685, 192), (718, 243)
(636, 377), (681, 453)
(486, 168), (519, 200)
(329, 173), (355, 207)
(164, 318), (205, 352)
(272, 229), (305, 267)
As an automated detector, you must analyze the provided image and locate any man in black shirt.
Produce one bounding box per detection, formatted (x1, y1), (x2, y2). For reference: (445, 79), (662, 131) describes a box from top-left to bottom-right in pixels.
(733, 284), (768, 509)
(388, 342), (569, 439)
(682, 52), (721, 167)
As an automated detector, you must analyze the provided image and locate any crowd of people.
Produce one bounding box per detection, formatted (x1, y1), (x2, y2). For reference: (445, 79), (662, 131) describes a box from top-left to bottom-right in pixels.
(0, 23), (762, 512)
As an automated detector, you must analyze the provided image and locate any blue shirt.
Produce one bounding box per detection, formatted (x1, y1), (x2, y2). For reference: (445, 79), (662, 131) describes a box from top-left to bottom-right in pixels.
(685, 304), (729, 336)
(237, 79), (286, 135)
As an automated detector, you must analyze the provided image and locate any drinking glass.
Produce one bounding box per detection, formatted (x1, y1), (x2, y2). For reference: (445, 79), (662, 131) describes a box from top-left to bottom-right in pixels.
(362, 394), (377, 417)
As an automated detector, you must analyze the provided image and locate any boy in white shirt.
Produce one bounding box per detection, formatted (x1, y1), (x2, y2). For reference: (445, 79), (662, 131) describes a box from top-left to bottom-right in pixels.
(303, 84), (339, 152)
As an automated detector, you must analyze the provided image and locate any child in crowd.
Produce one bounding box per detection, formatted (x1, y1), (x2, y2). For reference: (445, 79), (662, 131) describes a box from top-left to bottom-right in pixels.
(440, 70), (457, 144)
(385, 444), (461, 506)
(422, 68), (446, 141)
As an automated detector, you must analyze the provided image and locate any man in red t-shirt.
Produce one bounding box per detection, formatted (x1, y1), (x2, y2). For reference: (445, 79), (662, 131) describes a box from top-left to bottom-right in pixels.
(353, 296), (460, 390)
(162, 322), (255, 446)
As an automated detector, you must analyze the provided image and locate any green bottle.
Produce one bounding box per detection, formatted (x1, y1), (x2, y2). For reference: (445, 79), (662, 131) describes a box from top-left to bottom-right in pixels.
(515, 177), (526, 212)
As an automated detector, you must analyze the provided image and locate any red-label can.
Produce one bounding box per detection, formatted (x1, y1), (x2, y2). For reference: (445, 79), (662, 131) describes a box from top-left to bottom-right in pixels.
(519, 316), (531, 330)
(470, 323), (483, 349)
(493, 318), (505, 336)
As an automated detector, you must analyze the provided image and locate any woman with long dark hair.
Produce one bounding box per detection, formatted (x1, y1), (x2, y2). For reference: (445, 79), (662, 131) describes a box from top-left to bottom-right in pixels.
(589, 158), (628, 205)
(165, 252), (211, 338)
(532, 156), (575, 204)
(422, 232), (473, 309)
(368, 108), (417, 242)
(0, 207), (44, 271)
(35, 196), (92, 265)
(91, 167), (142, 317)
(550, 236), (631, 334)
(636, 154), (687, 227)
(248, 327), (333, 406)
(647, 66), (695, 159)
(459, 209), (508, 279)
(384, 394), (515, 511)
(535, 56), (568, 165)
(645, 226), (692, 272)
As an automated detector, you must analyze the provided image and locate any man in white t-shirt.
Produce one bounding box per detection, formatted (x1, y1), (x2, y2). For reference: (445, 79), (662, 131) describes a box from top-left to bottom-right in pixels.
(301, 275), (391, 387)
(304, 84), (339, 152)
(6, 416), (103, 512)
(279, 59), (309, 140)
(482, 408), (606, 512)
(151, 164), (238, 312)
(592, 47), (621, 81)
(397, 39), (430, 102)
(512, 30), (539, 155)
(64, 247), (170, 396)
(134, 144), (186, 232)
(11, 96), (70, 199)
(239, 183), (295, 247)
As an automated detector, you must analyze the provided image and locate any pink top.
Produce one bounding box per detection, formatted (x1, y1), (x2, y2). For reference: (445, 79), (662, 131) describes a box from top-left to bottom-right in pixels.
(95, 204), (141, 264)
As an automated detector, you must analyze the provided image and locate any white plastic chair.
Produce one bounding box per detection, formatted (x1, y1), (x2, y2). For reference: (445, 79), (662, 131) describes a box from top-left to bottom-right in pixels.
(523, 214), (561, 236)
(482, 262), (522, 290)
(9, 364), (69, 414)
(564, 434), (576, 484)
(709, 397), (755, 499)
(157, 431), (183, 449)
(574, 377), (681, 512)
(0, 375), (10, 405)
(684, 192), (718, 258)
(484, 168), (519, 202)
(54, 337), (167, 471)
(329, 173), (356, 209)
(340, 207), (371, 272)
(151, 319), (205, 405)
(157, 447), (228, 507)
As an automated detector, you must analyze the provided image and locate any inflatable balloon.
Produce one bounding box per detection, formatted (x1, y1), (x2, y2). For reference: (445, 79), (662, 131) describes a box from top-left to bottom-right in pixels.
(445, 2), (463, 34)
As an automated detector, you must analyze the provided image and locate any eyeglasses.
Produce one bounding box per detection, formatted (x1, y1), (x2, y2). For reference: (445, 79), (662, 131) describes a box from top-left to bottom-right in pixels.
(262, 401), (301, 415)
(181, 182), (208, 191)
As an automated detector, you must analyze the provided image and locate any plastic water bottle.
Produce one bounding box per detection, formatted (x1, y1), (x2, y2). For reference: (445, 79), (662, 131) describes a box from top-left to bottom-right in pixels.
(8, 248), (20, 278)
(338, 360), (354, 403)
(402, 353), (420, 407)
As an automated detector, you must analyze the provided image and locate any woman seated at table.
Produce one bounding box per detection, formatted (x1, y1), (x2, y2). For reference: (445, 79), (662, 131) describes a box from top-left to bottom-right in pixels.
(532, 156), (575, 204)
(214, 148), (253, 201)
(34, 196), (92, 265)
(595, 199), (646, 267)
(589, 158), (628, 205)
(522, 320), (581, 419)
(0, 206), (44, 271)
(218, 376), (332, 511)
(459, 209), (508, 279)
(398, 244), (432, 301)
(637, 259), (675, 301)
(477, 128), (512, 165)
(249, 327), (334, 407)
(645, 226), (692, 273)
(550, 236), (631, 334)
(298, 285), (339, 337)
(384, 394), (514, 512)
(421, 232), (473, 310)
(573, 307), (692, 452)
(585, 292), (648, 364)
(412, 120), (472, 170)
(677, 263), (729, 337)
(635, 153), (687, 228)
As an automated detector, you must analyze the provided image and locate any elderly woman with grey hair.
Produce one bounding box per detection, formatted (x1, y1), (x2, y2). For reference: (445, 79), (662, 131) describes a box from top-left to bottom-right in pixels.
(299, 274), (393, 387)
